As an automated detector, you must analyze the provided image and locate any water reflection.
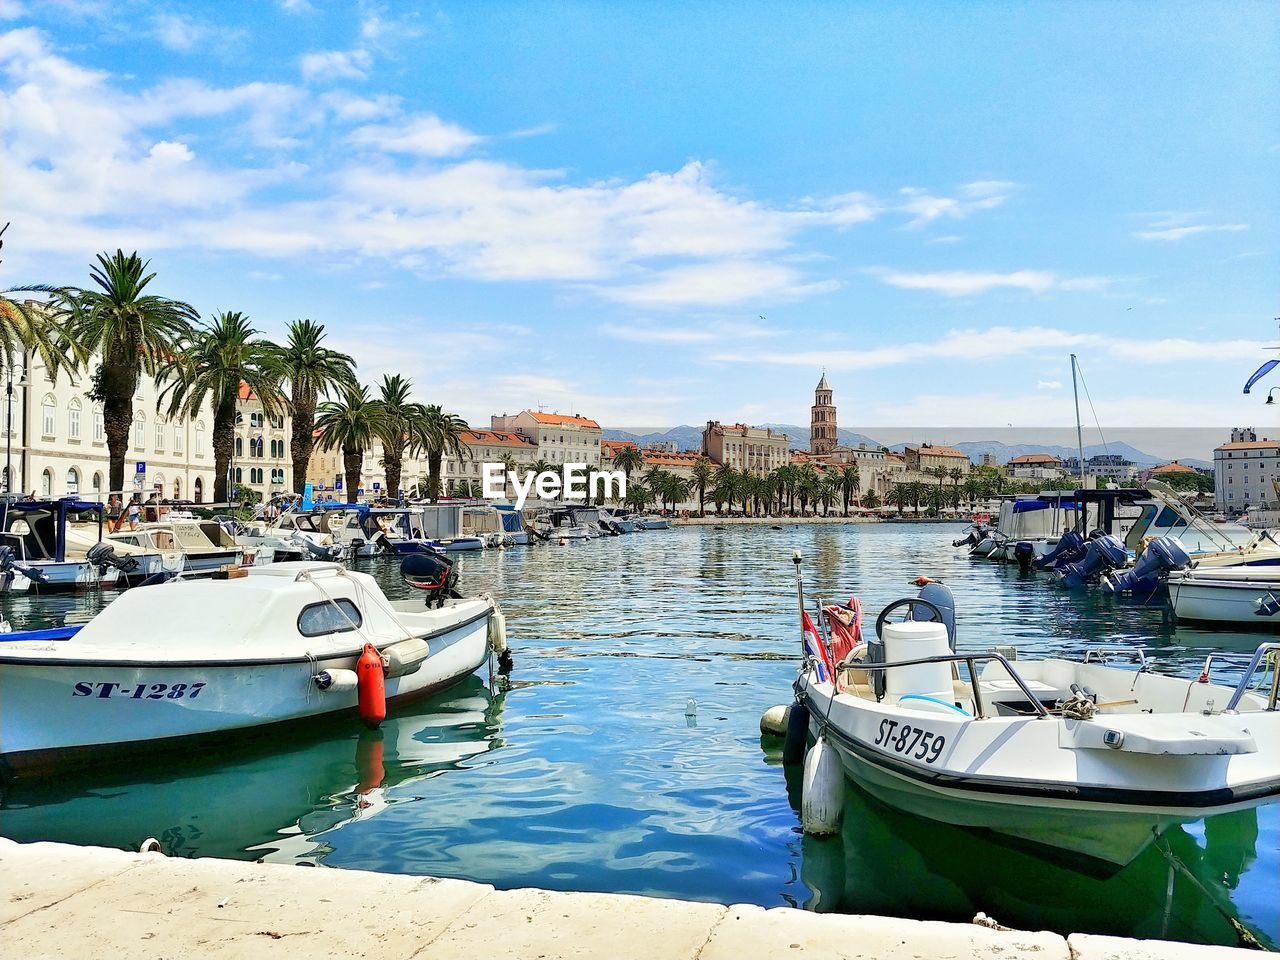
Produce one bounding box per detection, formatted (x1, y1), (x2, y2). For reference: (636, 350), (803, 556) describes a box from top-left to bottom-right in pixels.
(1, 525), (1275, 948)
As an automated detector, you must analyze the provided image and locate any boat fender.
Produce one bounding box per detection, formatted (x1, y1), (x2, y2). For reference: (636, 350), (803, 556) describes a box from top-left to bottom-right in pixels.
(314, 668), (358, 692)
(488, 602), (508, 655)
(782, 700), (810, 766)
(357, 643), (387, 728)
(139, 837), (163, 854)
(801, 734), (844, 836)
(760, 704), (790, 737)
(382, 638), (431, 678)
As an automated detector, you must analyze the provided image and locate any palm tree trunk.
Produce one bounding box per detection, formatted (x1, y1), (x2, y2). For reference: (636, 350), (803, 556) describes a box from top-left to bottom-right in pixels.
(101, 361), (136, 496)
(212, 395), (236, 503)
(290, 389), (316, 495)
(427, 451), (443, 501)
(343, 446), (362, 503)
(384, 441), (403, 498)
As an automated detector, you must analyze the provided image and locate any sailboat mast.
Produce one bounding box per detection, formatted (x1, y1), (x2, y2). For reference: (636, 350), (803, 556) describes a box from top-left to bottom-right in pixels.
(1071, 354), (1086, 486)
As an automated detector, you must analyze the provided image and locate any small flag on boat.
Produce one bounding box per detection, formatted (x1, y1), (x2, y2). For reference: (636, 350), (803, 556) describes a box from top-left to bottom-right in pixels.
(803, 609), (836, 682)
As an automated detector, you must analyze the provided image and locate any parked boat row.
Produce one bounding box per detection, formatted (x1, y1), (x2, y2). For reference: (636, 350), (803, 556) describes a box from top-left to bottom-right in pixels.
(952, 481), (1280, 631)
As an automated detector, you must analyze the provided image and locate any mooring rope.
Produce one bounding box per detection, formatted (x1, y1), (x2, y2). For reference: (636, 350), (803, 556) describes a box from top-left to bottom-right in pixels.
(1151, 832), (1268, 951)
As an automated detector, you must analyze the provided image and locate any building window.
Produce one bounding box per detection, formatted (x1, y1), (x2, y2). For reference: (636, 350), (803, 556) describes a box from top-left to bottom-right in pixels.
(234, 467), (243, 483)
(68, 399), (81, 440)
(195, 424), (205, 456)
(92, 407), (104, 443)
(42, 396), (55, 438)
(250, 412), (263, 429)
(134, 414), (145, 450)
(155, 422), (165, 452)
(235, 436), (243, 458)
(66, 467), (79, 495)
(92, 472), (103, 493)
(270, 414), (284, 429)
(41, 468), (52, 496)
(174, 427), (183, 454)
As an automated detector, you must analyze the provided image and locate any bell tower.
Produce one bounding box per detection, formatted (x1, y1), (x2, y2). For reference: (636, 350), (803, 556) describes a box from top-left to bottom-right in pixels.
(811, 372), (836, 458)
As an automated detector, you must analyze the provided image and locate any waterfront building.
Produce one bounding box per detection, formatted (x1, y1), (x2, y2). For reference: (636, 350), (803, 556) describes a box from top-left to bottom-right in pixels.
(491, 410), (602, 468)
(810, 373), (837, 458)
(904, 443), (971, 475)
(442, 429), (539, 497)
(1214, 427), (1280, 513)
(7, 343), (217, 503)
(601, 439), (638, 462)
(1007, 453), (1064, 480)
(1061, 454), (1138, 484)
(701, 421), (789, 476)
(640, 448), (701, 511)
(231, 383), (292, 503)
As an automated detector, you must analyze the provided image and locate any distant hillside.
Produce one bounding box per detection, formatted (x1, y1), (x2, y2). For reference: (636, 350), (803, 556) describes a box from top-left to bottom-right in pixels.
(602, 423), (1210, 470)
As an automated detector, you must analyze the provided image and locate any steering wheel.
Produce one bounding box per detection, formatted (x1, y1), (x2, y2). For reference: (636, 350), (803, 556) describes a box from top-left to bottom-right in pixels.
(875, 597), (946, 642)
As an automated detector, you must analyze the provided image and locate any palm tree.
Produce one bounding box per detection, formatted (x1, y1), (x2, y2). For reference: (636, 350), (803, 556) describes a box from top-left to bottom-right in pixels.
(498, 452), (518, 499)
(157, 311), (283, 503)
(839, 465), (860, 516)
(862, 489), (881, 510)
(624, 483), (652, 513)
(56, 250), (198, 494)
(691, 456), (713, 517)
(0, 223), (79, 377)
(818, 472), (841, 516)
(422, 405), (470, 501)
(375, 374), (429, 499)
(528, 458), (554, 476)
(277, 319), (357, 495)
(886, 483), (910, 515)
(712, 464), (737, 515)
(611, 445), (644, 488)
(314, 385), (385, 503)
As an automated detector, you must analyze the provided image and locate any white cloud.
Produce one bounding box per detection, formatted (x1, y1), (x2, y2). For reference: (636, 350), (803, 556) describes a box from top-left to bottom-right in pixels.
(1037, 380), (1061, 390)
(0, 1), (24, 19)
(874, 269), (1057, 297)
(300, 48), (372, 82)
(713, 326), (1260, 371)
(1134, 222), (1248, 242)
(280, 0), (314, 13)
(599, 318), (778, 344)
(348, 113), (482, 157)
(601, 261), (839, 307)
(897, 180), (1015, 228)
(152, 13), (203, 51)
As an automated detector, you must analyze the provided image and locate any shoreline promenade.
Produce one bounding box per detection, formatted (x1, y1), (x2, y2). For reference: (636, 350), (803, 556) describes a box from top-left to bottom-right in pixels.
(0, 838), (1252, 959)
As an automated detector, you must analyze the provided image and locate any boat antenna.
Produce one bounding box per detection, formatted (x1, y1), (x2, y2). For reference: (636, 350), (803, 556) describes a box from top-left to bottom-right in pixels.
(1071, 354), (1086, 487)
(792, 550), (807, 663)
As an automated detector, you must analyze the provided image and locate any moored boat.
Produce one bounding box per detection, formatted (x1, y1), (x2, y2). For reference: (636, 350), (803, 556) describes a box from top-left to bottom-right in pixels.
(1168, 567), (1280, 630)
(785, 556), (1280, 866)
(0, 560), (504, 778)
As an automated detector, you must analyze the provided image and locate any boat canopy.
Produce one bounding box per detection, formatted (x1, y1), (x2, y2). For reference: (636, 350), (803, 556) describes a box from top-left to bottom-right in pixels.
(0, 497), (103, 562)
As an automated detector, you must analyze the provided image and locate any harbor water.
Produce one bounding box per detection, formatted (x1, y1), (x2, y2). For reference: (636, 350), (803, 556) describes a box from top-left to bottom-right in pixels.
(0, 524), (1275, 949)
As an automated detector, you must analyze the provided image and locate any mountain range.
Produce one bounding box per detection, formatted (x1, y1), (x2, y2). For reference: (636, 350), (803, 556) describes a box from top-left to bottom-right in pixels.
(601, 425), (1212, 471)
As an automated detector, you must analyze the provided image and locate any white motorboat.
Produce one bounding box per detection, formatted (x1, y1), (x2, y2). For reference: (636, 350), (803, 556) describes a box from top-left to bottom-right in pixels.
(267, 509), (351, 561)
(107, 520), (244, 575)
(1168, 567), (1280, 629)
(635, 515), (670, 530)
(786, 560), (1280, 866)
(0, 560), (504, 778)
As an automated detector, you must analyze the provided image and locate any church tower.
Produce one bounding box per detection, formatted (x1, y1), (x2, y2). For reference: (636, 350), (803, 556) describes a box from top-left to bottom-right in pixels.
(811, 372), (836, 458)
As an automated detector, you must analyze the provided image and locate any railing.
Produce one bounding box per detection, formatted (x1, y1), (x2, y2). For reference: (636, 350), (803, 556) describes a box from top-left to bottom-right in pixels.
(1224, 642), (1280, 713)
(834, 651), (1051, 720)
(1083, 646), (1150, 670)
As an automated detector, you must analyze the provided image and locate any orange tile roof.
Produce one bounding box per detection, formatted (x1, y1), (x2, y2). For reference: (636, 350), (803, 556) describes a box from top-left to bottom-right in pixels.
(1008, 453), (1061, 464)
(527, 412), (601, 428)
(1216, 441), (1279, 450)
(908, 444), (968, 459)
(1151, 462), (1198, 474)
(602, 439), (639, 455)
(642, 450), (702, 468)
(461, 430), (536, 448)
(237, 381), (255, 401)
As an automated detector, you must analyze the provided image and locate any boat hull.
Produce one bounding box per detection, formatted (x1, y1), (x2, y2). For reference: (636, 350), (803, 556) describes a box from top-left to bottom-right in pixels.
(0, 609), (490, 777)
(1171, 576), (1280, 630)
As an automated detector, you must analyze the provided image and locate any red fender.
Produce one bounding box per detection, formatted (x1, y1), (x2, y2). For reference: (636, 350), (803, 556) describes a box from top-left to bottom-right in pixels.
(356, 643), (386, 729)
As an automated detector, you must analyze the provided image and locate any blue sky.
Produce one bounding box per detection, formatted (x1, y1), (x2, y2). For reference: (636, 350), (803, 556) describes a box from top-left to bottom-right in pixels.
(1, 0), (1276, 437)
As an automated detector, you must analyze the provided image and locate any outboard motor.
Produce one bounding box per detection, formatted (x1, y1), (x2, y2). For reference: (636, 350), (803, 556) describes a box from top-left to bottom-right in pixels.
(0, 545), (48, 585)
(914, 579), (957, 649)
(400, 552), (460, 609)
(290, 532), (341, 562)
(85, 542), (141, 575)
(1013, 541), (1037, 574)
(1103, 536), (1191, 596)
(952, 524), (987, 549)
(1058, 535), (1127, 589)
(1033, 530), (1086, 571)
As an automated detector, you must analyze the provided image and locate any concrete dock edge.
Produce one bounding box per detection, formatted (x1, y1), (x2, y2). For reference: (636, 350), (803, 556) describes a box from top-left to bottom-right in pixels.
(0, 838), (1257, 959)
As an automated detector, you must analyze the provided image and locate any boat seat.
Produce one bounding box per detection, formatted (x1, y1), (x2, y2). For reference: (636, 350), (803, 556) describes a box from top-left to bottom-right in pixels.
(978, 678), (1068, 702)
